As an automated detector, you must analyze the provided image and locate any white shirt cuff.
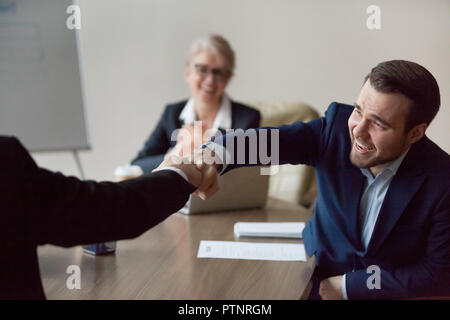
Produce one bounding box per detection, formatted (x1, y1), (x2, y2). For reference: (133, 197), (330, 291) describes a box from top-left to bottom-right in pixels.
(342, 274), (349, 300)
(157, 167), (188, 183)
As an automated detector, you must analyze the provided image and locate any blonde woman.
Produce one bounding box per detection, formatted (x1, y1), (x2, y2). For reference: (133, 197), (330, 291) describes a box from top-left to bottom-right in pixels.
(132, 34), (260, 173)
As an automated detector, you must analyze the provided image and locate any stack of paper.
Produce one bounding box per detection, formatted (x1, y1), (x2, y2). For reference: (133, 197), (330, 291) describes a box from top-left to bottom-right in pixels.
(233, 222), (305, 239)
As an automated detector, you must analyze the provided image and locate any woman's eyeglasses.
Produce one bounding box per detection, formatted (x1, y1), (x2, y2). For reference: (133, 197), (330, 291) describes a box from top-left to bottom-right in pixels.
(193, 63), (230, 82)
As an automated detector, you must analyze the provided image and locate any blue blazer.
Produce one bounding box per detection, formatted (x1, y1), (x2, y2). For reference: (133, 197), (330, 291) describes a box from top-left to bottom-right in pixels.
(216, 102), (450, 299)
(132, 99), (261, 173)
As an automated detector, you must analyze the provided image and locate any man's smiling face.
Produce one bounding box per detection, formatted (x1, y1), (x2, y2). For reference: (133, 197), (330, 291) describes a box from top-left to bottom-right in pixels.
(348, 79), (415, 176)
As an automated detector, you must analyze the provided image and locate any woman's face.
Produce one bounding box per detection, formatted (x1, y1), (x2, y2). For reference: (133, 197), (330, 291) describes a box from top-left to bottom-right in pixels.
(185, 50), (230, 106)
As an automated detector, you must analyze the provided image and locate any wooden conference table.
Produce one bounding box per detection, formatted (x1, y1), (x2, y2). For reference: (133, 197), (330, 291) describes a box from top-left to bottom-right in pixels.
(38, 198), (316, 299)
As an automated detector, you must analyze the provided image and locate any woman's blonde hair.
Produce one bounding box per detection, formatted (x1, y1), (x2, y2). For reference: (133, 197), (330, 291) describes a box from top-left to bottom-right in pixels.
(186, 34), (235, 77)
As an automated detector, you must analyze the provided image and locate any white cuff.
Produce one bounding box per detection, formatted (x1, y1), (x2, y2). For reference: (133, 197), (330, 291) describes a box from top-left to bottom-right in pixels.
(342, 274), (349, 300)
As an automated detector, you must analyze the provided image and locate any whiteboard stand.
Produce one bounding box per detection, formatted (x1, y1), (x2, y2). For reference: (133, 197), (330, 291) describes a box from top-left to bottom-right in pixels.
(72, 149), (86, 180)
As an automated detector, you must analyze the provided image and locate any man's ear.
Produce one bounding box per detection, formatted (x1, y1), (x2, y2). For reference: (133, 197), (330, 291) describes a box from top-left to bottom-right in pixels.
(407, 123), (427, 144)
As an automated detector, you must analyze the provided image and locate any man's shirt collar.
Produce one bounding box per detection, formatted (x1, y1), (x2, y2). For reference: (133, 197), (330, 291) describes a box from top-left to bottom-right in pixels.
(360, 148), (410, 182)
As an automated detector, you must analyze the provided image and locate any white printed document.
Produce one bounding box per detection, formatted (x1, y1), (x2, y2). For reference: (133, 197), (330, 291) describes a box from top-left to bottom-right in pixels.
(234, 222), (305, 239)
(197, 241), (306, 261)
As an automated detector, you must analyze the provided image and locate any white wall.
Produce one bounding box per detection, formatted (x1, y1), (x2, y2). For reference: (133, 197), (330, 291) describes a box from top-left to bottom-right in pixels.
(32, 0), (450, 181)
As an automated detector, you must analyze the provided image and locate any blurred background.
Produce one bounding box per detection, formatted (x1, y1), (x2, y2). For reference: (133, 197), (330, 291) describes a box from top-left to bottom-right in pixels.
(28, 0), (450, 181)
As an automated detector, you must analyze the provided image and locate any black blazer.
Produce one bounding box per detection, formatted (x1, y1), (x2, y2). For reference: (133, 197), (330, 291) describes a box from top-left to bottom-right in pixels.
(0, 136), (195, 299)
(131, 99), (261, 173)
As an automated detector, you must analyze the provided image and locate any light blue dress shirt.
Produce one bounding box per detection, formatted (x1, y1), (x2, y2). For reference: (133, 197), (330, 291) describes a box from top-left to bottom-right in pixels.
(342, 150), (409, 299)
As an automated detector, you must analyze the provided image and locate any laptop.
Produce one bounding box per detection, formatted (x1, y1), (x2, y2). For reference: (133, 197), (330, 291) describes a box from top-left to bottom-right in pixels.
(179, 166), (269, 214)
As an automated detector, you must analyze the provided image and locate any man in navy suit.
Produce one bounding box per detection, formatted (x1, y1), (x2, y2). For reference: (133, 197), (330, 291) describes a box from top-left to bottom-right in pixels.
(197, 60), (450, 299)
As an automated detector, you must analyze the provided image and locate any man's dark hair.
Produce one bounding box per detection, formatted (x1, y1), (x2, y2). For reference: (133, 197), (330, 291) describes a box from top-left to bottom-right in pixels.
(364, 60), (440, 132)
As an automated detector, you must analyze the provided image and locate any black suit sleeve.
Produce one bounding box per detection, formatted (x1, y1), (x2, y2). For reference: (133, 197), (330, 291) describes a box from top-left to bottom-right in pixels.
(131, 107), (172, 173)
(5, 138), (195, 247)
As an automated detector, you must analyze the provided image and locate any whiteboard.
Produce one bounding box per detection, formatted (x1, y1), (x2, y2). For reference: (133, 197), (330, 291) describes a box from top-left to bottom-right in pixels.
(0, 0), (90, 151)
